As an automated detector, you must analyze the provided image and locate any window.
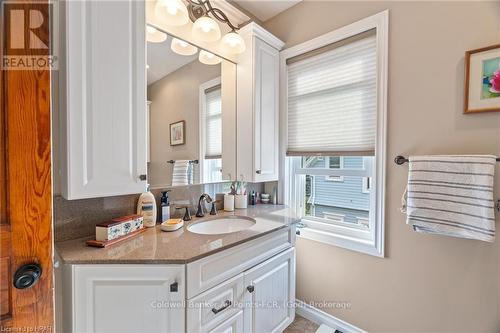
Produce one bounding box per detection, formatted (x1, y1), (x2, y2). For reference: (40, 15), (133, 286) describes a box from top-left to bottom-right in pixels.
(199, 78), (222, 183)
(281, 11), (388, 257)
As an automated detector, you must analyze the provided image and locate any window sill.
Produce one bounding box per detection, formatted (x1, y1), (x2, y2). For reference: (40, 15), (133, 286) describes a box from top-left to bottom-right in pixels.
(297, 227), (384, 258)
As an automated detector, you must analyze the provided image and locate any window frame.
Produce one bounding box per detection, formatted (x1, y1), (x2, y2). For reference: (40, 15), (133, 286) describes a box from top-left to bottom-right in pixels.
(279, 11), (389, 257)
(199, 77), (222, 184)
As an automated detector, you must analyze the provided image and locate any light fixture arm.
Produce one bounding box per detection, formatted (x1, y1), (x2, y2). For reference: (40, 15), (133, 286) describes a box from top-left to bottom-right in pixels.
(186, 0), (239, 31)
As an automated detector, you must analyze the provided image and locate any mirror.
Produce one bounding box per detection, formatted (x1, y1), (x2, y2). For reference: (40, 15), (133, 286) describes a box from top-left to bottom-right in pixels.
(146, 29), (236, 188)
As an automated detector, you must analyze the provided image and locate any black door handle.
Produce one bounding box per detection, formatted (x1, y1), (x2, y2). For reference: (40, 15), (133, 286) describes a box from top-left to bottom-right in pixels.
(13, 263), (42, 289)
(211, 300), (232, 314)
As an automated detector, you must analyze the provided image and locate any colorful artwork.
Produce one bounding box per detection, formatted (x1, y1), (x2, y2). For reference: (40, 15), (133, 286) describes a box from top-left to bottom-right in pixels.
(170, 121), (185, 146)
(481, 57), (500, 99)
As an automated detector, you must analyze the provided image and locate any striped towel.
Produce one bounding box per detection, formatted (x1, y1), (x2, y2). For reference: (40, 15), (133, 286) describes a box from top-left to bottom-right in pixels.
(403, 155), (496, 242)
(171, 160), (192, 186)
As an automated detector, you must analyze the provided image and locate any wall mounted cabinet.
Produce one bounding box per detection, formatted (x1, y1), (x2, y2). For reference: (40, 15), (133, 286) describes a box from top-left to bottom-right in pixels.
(237, 23), (284, 183)
(59, 0), (147, 199)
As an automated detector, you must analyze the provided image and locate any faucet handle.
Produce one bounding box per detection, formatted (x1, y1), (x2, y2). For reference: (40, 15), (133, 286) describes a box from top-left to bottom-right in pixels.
(175, 205), (192, 221)
(210, 200), (221, 215)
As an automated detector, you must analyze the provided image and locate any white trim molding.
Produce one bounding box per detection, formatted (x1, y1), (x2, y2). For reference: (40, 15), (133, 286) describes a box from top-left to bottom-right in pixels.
(279, 10), (389, 257)
(296, 300), (367, 333)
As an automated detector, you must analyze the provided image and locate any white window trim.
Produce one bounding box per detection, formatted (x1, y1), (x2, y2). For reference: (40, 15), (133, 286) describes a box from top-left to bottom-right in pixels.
(279, 10), (388, 257)
(199, 77), (221, 184)
(325, 156), (344, 182)
(323, 212), (346, 223)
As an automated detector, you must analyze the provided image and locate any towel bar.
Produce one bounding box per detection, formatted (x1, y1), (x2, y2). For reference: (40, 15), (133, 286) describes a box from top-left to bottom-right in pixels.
(394, 155), (500, 165)
(167, 159), (199, 164)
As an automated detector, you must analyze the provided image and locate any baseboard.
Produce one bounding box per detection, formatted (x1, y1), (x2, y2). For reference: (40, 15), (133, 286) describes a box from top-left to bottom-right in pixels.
(295, 300), (367, 333)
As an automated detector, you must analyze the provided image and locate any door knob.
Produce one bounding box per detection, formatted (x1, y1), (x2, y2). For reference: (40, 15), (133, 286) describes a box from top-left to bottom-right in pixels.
(13, 263), (42, 289)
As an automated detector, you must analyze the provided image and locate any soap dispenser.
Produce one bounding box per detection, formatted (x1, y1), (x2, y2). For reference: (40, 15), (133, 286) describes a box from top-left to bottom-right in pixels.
(160, 190), (171, 222)
(137, 185), (157, 228)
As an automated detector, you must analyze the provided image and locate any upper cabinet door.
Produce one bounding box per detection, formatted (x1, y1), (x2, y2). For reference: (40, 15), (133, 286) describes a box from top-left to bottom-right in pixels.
(254, 38), (280, 182)
(60, 0), (147, 199)
(236, 23), (284, 183)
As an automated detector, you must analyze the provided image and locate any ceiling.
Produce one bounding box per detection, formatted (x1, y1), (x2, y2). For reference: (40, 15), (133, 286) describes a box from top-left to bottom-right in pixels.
(147, 37), (198, 85)
(232, 0), (302, 22)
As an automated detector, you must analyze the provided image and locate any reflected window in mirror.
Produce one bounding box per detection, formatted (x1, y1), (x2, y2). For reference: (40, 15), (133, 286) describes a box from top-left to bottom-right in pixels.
(200, 78), (222, 183)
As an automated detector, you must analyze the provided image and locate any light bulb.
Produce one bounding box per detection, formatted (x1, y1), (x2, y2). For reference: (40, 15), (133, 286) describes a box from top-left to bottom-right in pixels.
(154, 0), (189, 26)
(199, 50), (221, 65)
(171, 38), (198, 56)
(192, 16), (221, 42)
(221, 31), (246, 54)
(146, 24), (167, 43)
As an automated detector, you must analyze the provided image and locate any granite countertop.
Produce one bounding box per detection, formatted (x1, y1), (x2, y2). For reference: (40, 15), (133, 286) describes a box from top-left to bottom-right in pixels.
(56, 205), (298, 264)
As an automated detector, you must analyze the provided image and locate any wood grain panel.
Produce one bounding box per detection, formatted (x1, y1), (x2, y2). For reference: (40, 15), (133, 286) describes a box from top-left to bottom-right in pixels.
(0, 0), (54, 330)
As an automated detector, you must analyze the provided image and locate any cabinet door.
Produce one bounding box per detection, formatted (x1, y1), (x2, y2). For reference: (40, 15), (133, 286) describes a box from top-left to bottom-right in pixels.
(243, 248), (295, 333)
(72, 265), (184, 333)
(253, 37), (279, 182)
(62, 0), (147, 199)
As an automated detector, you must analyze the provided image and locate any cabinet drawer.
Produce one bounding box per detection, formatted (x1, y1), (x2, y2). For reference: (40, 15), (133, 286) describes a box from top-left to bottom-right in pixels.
(187, 227), (293, 298)
(208, 310), (244, 333)
(187, 273), (244, 333)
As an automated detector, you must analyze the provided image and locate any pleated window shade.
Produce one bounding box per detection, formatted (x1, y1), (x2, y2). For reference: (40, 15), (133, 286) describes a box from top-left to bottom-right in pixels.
(287, 33), (377, 156)
(204, 86), (222, 159)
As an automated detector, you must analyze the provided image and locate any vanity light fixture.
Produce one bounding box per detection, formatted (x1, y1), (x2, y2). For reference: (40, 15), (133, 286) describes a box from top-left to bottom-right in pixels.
(192, 15), (221, 42)
(171, 38), (198, 56)
(146, 25), (168, 43)
(154, 0), (246, 54)
(198, 50), (221, 65)
(221, 31), (245, 54)
(154, 0), (189, 26)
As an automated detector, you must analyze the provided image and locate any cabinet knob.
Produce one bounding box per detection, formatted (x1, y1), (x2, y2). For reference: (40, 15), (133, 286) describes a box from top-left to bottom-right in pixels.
(170, 281), (178, 292)
(246, 285), (254, 293)
(138, 174), (147, 181)
(255, 170), (261, 175)
(13, 263), (42, 289)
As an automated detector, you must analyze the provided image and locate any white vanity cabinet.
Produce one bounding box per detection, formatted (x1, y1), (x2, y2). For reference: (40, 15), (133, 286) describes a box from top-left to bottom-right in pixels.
(61, 228), (295, 333)
(59, 0), (147, 199)
(63, 265), (185, 333)
(237, 23), (284, 183)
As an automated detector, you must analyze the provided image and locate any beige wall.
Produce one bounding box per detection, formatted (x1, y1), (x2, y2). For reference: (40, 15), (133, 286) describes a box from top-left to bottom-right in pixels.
(264, 1), (500, 332)
(147, 61), (220, 187)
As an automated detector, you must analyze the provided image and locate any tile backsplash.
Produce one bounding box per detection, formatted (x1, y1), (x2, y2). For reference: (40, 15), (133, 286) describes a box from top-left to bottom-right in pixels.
(54, 182), (266, 241)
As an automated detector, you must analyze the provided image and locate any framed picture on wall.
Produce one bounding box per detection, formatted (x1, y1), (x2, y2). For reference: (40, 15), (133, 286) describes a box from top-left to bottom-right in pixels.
(170, 120), (185, 146)
(464, 43), (500, 113)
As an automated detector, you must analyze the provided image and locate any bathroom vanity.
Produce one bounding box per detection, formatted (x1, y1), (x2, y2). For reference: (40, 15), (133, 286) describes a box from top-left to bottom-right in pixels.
(57, 205), (297, 333)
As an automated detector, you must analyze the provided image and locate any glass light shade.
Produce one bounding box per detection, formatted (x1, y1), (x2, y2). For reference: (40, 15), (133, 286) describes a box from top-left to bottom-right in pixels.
(199, 50), (221, 65)
(221, 31), (246, 54)
(192, 16), (221, 42)
(154, 0), (189, 26)
(146, 25), (167, 43)
(171, 38), (198, 56)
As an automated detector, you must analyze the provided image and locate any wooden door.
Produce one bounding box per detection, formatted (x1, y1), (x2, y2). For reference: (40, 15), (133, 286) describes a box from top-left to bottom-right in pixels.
(243, 248), (295, 333)
(0, 0), (54, 330)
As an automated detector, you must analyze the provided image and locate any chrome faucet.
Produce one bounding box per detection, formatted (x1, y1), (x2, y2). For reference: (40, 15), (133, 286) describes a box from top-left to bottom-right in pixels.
(196, 194), (213, 217)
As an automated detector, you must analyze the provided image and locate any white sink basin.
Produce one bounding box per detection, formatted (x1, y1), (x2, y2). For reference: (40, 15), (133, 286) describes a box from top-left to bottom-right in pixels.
(187, 216), (256, 235)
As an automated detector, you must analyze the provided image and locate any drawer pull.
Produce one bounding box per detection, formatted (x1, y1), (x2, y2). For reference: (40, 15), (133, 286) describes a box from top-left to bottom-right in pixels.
(211, 300), (232, 314)
(246, 285), (254, 293)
